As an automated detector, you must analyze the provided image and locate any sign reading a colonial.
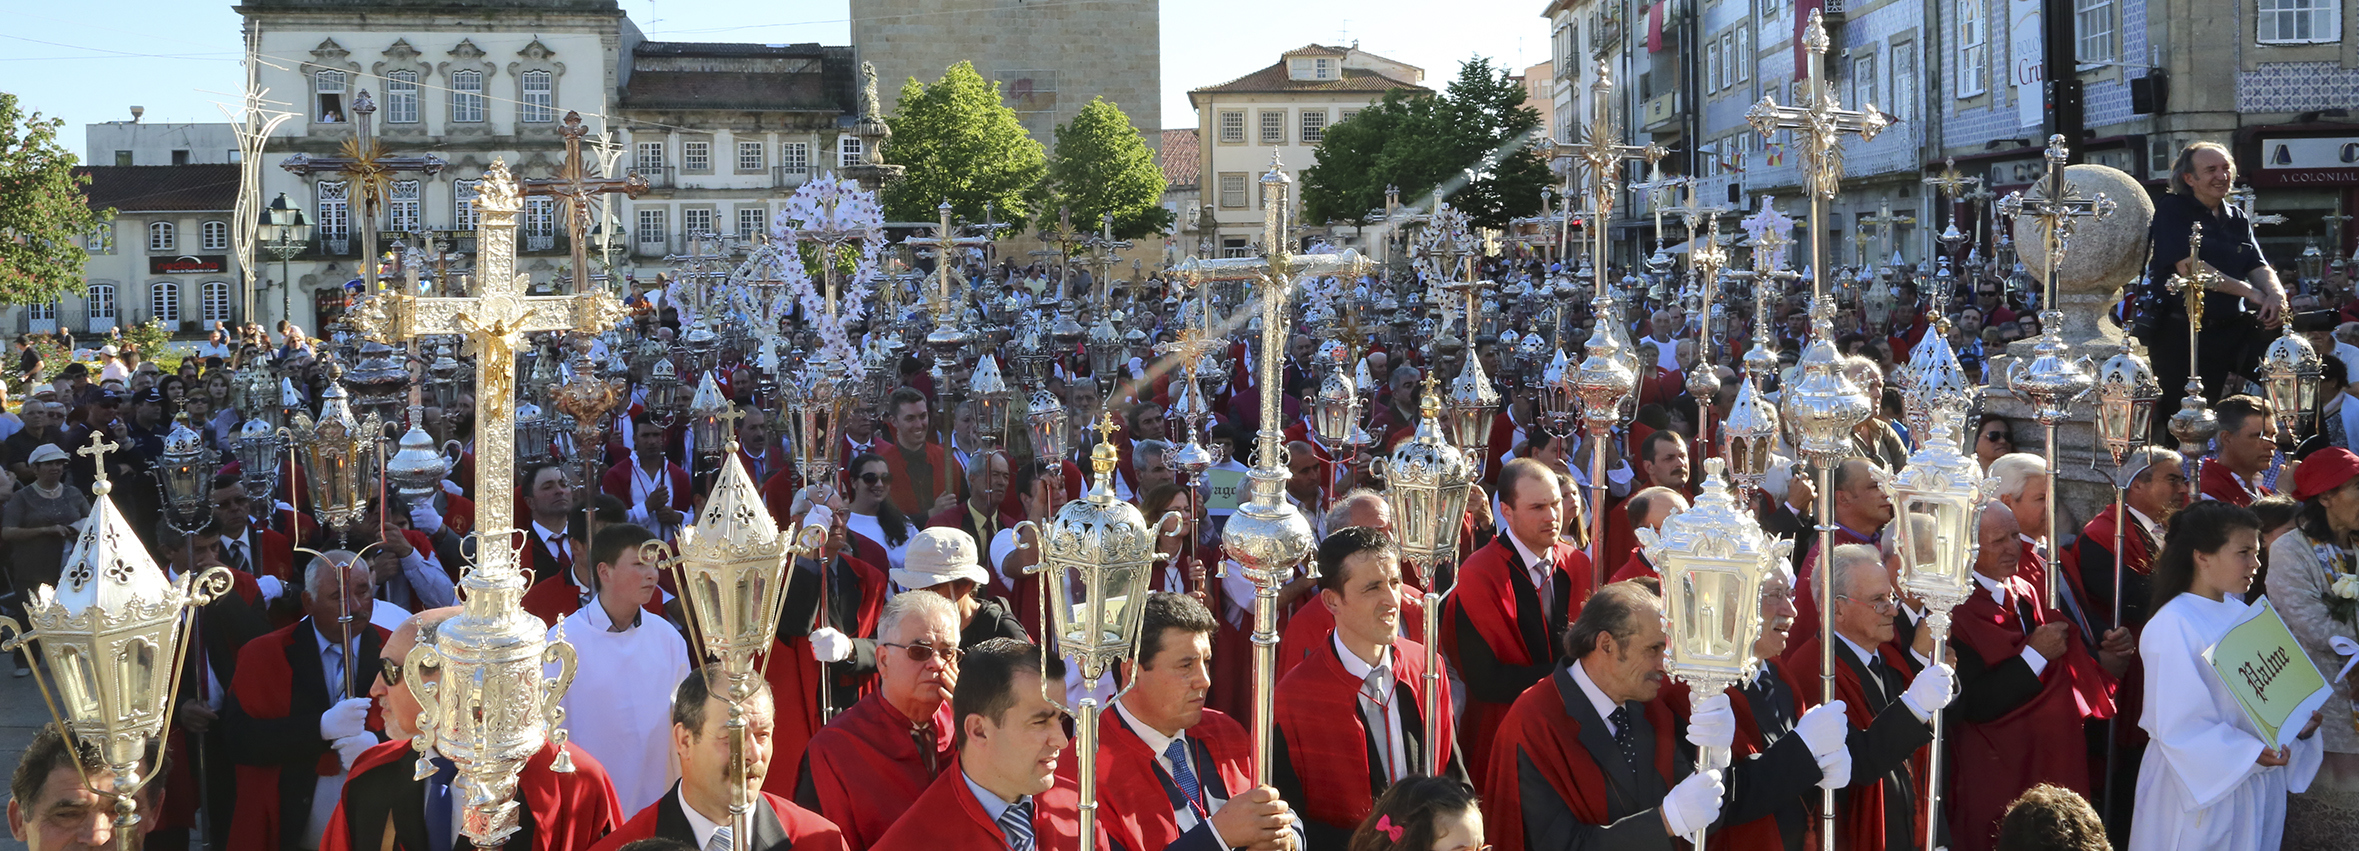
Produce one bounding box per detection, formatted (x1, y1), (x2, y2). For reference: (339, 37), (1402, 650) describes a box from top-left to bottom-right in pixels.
(2254, 135), (2359, 187)
(149, 255), (229, 275)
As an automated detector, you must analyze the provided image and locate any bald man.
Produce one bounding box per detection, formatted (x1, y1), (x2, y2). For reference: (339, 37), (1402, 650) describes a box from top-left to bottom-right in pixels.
(1607, 486), (1690, 584)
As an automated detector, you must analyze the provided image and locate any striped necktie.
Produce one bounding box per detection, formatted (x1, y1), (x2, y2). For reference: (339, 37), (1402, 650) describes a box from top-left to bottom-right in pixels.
(705, 825), (732, 851)
(998, 799), (1035, 851)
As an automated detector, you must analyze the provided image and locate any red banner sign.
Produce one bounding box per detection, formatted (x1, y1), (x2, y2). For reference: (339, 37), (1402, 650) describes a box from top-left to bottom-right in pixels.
(148, 255), (227, 275)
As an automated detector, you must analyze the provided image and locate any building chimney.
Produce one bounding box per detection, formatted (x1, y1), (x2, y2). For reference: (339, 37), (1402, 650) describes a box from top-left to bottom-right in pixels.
(129, 106), (144, 123)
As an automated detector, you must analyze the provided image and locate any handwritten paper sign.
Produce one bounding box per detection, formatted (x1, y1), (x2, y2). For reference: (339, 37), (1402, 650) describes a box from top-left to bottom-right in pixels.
(2204, 597), (2332, 748)
(1205, 469), (1245, 513)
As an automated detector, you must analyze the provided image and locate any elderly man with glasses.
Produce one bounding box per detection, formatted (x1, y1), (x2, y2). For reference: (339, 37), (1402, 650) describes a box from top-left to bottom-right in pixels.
(795, 588), (964, 849)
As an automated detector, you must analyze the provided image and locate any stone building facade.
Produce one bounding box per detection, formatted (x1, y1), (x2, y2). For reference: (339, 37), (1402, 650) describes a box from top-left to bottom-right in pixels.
(850, 0), (1160, 148)
(1187, 45), (1428, 257)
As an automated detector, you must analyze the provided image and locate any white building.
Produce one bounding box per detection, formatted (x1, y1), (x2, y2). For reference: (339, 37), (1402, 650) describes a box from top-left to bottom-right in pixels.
(38, 165), (248, 337)
(86, 114), (241, 167)
(1187, 44), (1428, 256)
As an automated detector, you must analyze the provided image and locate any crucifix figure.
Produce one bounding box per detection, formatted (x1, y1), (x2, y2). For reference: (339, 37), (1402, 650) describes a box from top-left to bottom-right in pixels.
(1081, 212), (1135, 307)
(1571, 58), (1669, 304)
(281, 89), (447, 294)
(523, 111), (651, 296)
(1923, 157), (1984, 257)
(1860, 200), (1916, 268)
(1745, 9), (1889, 301)
(1032, 207), (1084, 306)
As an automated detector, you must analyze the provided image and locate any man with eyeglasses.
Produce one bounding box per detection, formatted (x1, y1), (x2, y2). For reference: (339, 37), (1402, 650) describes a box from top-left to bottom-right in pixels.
(549, 523), (689, 816)
(324, 608), (620, 851)
(1783, 544), (1955, 851)
(1942, 505), (2126, 851)
(1715, 566), (1855, 851)
(796, 590), (963, 849)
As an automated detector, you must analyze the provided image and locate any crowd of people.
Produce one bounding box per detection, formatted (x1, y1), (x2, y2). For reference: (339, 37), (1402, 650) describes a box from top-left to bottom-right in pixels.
(7, 141), (2357, 851)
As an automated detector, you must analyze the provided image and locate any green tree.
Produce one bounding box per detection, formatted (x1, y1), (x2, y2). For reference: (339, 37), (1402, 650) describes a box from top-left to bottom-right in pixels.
(1044, 97), (1174, 241)
(0, 92), (108, 306)
(880, 62), (1047, 234)
(1301, 57), (1549, 231)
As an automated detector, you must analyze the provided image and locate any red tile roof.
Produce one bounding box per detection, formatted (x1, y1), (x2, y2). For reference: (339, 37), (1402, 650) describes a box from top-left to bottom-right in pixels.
(1159, 128), (1199, 189)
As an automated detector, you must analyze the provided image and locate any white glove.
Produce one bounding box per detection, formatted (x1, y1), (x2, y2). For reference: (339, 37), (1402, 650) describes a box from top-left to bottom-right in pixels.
(810, 627), (852, 663)
(256, 575), (286, 602)
(319, 696), (372, 740)
(1813, 745), (1853, 790)
(1794, 701), (1850, 759)
(409, 499), (443, 534)
(1659, 768), (1725, 837)
(331, 733), (377, 773)
(803, 503), (835, 535)
(1685, 693), (1736, 753)
(1900, 663), (1957, 720)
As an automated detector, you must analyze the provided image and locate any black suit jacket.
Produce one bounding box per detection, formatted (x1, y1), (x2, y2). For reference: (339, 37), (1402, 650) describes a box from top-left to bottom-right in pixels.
(337, 752), (540, 851)
(1454, 545), (1572, 706)
(1833, 640), (1938, 851)
(1516, 664), (1682, 850)
(638, 785), (796, 851)
(1270, 671), (1470, 849)
(1720, 668), (1825, 851)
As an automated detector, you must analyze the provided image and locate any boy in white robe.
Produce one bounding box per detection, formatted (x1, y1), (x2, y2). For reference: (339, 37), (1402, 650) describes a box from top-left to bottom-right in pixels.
(548, 522), (692, 815)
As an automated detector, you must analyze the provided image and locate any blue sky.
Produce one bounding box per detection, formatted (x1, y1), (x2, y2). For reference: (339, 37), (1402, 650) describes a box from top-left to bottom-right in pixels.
(1, 0), (1545, 148)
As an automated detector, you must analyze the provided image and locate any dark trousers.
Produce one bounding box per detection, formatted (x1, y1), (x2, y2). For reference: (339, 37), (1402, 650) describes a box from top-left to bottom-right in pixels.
(2139, 309), (2264, 446)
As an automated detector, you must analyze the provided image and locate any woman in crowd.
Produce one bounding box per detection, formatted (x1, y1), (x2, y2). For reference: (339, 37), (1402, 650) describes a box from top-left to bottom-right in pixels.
(2262, 448), (2359, 848)
(2, 444), (90, 677)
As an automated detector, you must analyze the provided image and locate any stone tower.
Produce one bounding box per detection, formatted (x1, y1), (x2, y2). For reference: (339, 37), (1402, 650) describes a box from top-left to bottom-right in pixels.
(851, 0), (1160, 148)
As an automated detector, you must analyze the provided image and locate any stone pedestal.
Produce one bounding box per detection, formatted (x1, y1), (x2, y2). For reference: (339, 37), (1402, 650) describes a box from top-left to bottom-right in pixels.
(1984, 164), (2155, 543)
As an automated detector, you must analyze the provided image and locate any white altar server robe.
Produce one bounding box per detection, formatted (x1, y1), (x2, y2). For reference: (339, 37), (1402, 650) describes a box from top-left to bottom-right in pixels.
(2129, 592), (2324, 851)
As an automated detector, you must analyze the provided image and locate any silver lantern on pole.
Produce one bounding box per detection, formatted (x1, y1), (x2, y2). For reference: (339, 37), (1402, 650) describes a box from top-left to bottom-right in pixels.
(1375, 374), (1473, 775)
(287, 383), (385, 539)
(2261, 324), (2322, 441)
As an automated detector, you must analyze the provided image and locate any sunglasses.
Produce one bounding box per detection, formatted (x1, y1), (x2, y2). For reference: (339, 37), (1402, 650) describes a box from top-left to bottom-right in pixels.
(881, 641), (961, 664)
(858, 471), (892, 485)
(1982, 430), (2012, 443)
(379, 657), (404, 686)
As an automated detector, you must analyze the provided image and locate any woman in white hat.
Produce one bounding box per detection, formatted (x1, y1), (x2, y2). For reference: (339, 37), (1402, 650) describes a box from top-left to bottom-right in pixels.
(2, 443), (90, 677)
(896, 526), (1026, 649)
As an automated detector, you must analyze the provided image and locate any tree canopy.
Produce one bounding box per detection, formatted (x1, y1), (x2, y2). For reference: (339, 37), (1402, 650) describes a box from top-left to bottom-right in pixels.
(0, 92), (108, 306)
(1044, 97), (1173, 241)
(880, 62), (1048, 234)
(1301, 56), (1549, 230)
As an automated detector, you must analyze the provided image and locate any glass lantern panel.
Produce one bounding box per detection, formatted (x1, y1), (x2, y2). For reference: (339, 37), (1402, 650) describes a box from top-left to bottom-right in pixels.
(56, 644), (102, 719)
(694, 574), (728, 648)
(1665, 558), (1755, 669)
(1898, 498), (1973, 596)
(2097, 398), (2132, 448)
(1393, 489), (1437, 553)
(733, 568), (768, 643)
(125, 637), (161, 718)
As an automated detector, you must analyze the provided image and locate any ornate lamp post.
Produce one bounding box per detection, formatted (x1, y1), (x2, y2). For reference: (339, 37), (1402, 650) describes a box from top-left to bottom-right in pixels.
(2091, 337), (2158, 816)
(1640, 457), (1784, 847)
(0, 435), (233, 851)
(257, 193), (313, 329)
(2261, 324), (2323, 443)
(1014, 414), (1180, 847)
(1375, 375), (1473, 774)
(2165, 227), (2225, 488)
(969, 355), (1012, 450)
(288, 383), (384, 543)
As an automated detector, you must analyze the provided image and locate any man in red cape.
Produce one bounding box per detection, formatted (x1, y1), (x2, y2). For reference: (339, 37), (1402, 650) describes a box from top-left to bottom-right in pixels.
(793, 591), (959, 849)
(1785, 458), (1892, 665)
(1783, 544), (1955, 851)
(322, 607), (620, 851)
(1443, 458), (1588, 787)
(1943, 505), (2125, 851)
(2196, 394), (2275, 506)
(589, 670), (847, 851)
(224, 556), (388, 851)
(869, 639), (1106, 851)
(1718, 563), (1856, 851)
(1067, 592), (1299, 851)
(2069, 445), (2184, 834)
(879, 387), (964, 519)
(1270, 492), (1423, 679)
(1273, 527), (1461, 847)
(1479, 583), (1727, 851)
(763, 496), (888, 794)
(1604, 487), (1686, 584)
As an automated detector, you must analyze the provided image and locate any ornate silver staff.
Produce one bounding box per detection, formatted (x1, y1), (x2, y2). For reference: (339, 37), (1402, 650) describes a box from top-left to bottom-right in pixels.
(2091, 337), (2159, 818)
(1566, 58), (1664, 577)
(1999, 135), (2115, 608)
(1376, 373), (1474, 775)
(1640, 457), (1784, 850)
(2165, 226), (2224, 490)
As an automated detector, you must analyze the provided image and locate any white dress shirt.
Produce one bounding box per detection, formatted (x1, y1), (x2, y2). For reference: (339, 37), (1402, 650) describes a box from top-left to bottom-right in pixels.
(678, 789), (726, 851)
(1507, 530), (1556, 622)
(1569, 657), (1622, 735)
(1332, 634), (1409, 783)
(1113, 698), (1229, 848)
(1972, 571), (2051, 678)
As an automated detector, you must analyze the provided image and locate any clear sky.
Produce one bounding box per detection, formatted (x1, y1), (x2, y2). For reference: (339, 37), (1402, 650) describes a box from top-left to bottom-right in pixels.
(2, 0), (1546, 146)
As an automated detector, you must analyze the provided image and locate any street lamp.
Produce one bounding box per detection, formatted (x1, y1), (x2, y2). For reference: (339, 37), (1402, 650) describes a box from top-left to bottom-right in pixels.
(257, 193), (312, 330)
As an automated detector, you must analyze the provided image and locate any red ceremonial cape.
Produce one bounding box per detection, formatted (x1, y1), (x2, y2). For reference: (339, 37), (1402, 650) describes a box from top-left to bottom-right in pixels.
(1273, 572), (1427, 680)
(1274, 636), (1452, 831)
(1784, 635), (1925, 851)
(2198, 460), (2269, 506)
(1783, 525), (1879, 665)
(321, 738), (619, 851)
(1069, 706), (1255, 851)
(1607, 547), (1658, 584)
(880, 442), (963, 519)
(762, 554), (887, 794)
(1439, 536), (1588, 787)
(601, 458), (693, 515)
(799, 691), (954, 850)
(868, 756), (1096, 851)
(587, 790), (846, 851)
(1944, 576), (2116, 851)
(2072, 504), (2156, 751)
(1479, 674), (1679, 851)
(227, 620), (388, 851)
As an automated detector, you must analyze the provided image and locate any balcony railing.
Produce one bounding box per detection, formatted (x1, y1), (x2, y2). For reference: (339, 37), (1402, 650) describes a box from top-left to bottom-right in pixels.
(631, 166), (672, 189)
(773, 165), (811, 189)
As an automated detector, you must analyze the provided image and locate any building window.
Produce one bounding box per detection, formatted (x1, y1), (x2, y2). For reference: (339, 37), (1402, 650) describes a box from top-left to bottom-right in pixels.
(1958, 1), (1988, 97)
(148, 222), (175, 252)
(1851, 51), (1877, 111)
(386, 71), (420, 124)
(638, 208), (667, 247)
(151, 282), (180, 324)
(636, 141), (665, 170)
(451, 70), (485, 123)
(1890, 43), (1918, 123)
(683, 141), (712, 172)
(684, 208), (714, 237)
(2074, 0), (2117, 64)
(1219, 173), (1248, 209)
(200, 220), (229, 251)
(114, 150), (132, 166)
(1340, 108), (1362, 124)
(88, 285), (116, 323)
(1707, 39), (1722, 92)
(738, 207), (766, 239)
(1260, 111), (1285, 144)
(317, 182), (350, 248)
(2258, 0), (2339, 43)
(780, 142), (809, 174)
(520, 70), (554, 122)
(1219, 111), (1246, 143)
(454, 179), (481, 232)
(738, 141), (765, 172)
(1738, 29), (1750, 81)
(1300, 110), (1328, 144)
(315, 70), (347, 122)
(386, 180), (421, 233)
(87, 223), (113, 255)
(839, 136), (863, 168)
(525, 197), (555, 250)
(201, 281), (232, 324)
(1554, 24), (1576, 68)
